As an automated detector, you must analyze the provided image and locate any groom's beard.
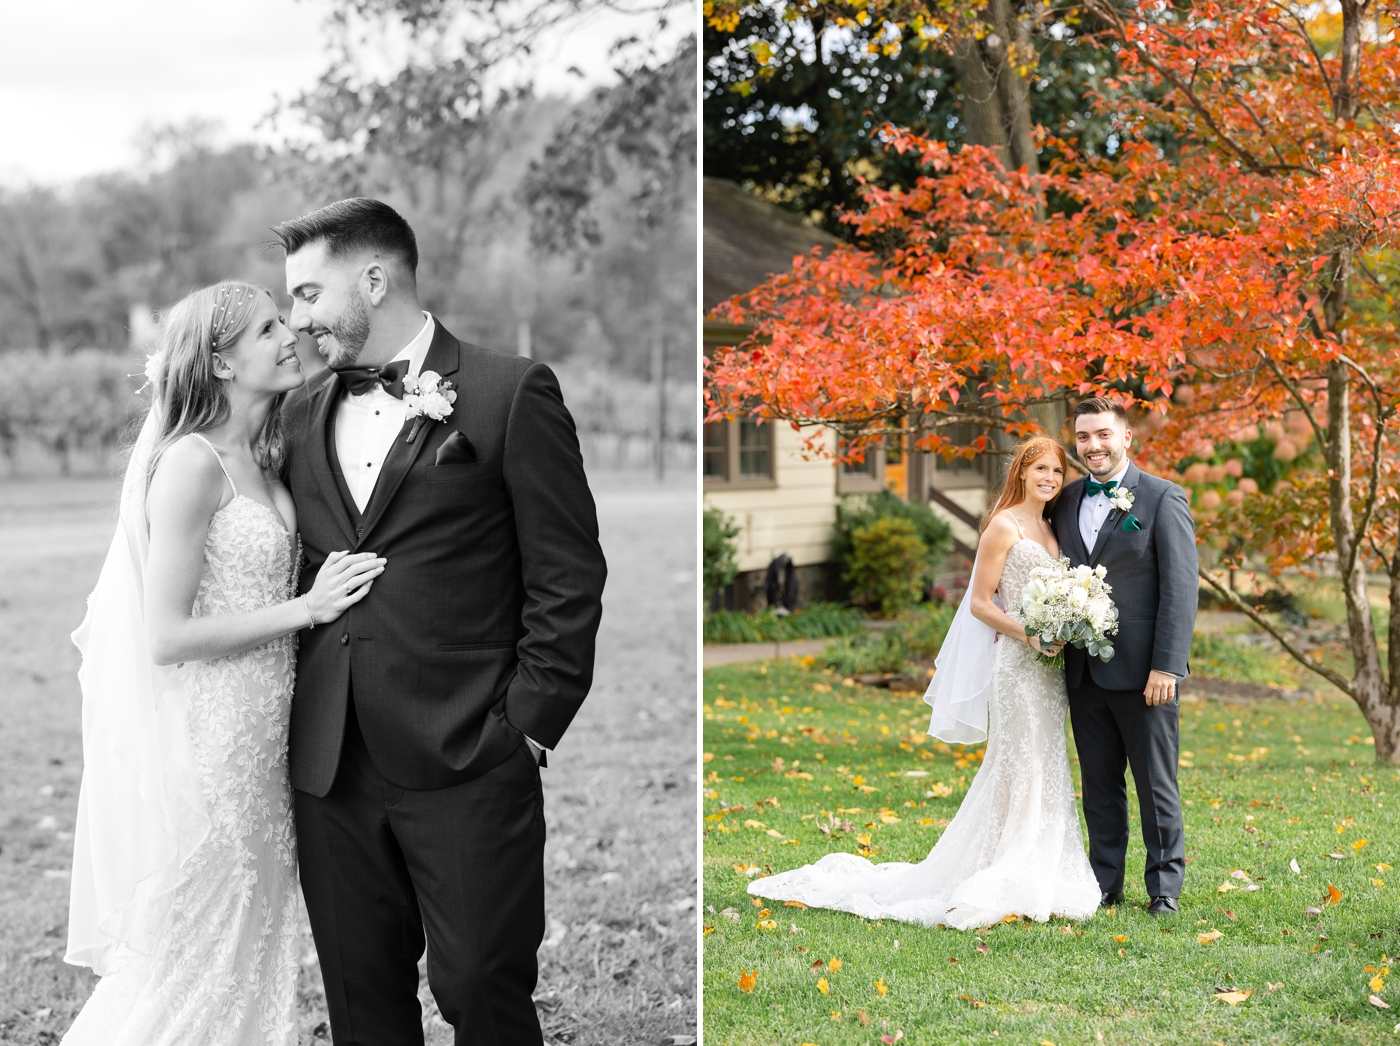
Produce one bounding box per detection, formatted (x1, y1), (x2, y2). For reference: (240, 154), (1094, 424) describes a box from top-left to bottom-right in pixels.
(324, 292), (372, 369)
(1083, 447), (1127, 478)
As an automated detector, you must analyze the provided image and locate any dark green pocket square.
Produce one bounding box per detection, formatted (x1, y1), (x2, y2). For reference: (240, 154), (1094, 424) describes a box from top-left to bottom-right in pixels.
(1121, 514), (1142, 532)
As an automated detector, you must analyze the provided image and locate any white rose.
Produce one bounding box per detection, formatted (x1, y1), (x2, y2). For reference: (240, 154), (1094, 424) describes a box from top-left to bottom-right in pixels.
(421, 391), (453, 419)
(417, 370), (442, 393)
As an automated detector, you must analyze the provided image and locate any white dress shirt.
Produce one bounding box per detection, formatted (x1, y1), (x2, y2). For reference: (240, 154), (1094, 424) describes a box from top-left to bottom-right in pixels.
(1078, 459), (1130, 556)
(334, 312), (436, 513)
(332, 312), (549, 758)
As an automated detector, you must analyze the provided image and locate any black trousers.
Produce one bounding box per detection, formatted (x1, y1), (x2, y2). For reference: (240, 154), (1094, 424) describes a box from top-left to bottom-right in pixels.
(295, 702), (546, 1046)
(1067, 674), (1185, 899)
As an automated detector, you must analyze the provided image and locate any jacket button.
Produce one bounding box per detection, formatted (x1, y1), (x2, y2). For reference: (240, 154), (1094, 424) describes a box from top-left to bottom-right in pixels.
(340, 633), (349, 646)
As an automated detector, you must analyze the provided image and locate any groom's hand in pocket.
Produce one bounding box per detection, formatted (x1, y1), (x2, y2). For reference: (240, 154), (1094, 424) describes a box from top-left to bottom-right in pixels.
(1144, 670), (1177, 706)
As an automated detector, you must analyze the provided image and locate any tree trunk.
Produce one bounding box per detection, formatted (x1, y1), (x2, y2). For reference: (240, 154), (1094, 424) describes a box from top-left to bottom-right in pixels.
(950, 0), (1042, 213)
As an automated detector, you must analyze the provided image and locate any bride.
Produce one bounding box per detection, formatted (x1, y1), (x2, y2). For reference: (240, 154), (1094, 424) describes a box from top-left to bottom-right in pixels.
(750, 435), (1102, 928)
(61, 282), (386, 1044)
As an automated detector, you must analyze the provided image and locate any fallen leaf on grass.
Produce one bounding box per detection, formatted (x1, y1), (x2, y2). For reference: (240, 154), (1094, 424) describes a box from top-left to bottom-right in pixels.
(1327, 884), (1343, 905)
(1291, 859), (1302, 875)
(947, 956), (958, 963)
(881, 1033), (903, 1044)
(1374, 879), (1387, 888)
(927, 782), (953, 798)
(1304, 906), (1323, 918)
(959, 993), (985, 1008)
(1223, 911), (1238, 922)
(1369, 975), (1384, 992)
(976, 939), (989, 954)
(1231, 869), (1251, 880)
(1327, 852), (1346, 860)
(784, 900), (808, 909)
(1378, 863), (1394, 872)
(876, 979), (888, 996)
(1114, 935), (1128, 943)
(1370, 995), (1391, 1009)
(737, 970), (757, 992)
(1198, 930), (1224, 944)
(702, 926), (714, 936)
(1217, 882), (1236, 893)
(743, 820), (765, 829)
(810, 959), (824, 971)
(1267, 982), (1283, 992)
(1214, 990), (1252, 1006)
(720, 908), (740, 922)
(817, 977), (829, 995)
(828, 958), (843, 972)
(756, 919), (777, 930)
(1353, 838), (1369, 851)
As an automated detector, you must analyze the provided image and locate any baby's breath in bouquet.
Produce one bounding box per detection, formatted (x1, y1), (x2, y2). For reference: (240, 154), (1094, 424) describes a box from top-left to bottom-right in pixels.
(1017, 558), (1119, 669)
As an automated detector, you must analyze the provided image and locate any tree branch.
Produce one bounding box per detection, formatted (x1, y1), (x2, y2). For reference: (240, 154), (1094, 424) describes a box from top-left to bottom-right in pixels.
(1256, 349), (1330, 454)
(1198, 567), (1356, 699)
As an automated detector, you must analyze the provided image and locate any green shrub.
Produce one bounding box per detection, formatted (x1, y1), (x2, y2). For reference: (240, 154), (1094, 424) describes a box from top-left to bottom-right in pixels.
(833, 489), (954, 592)
(703, 504), (740, 600)
(817, 630), (910, 675)
(901, 602), (958, 658)
(703, 602), (867, 644)
(843, 516), (928, 618)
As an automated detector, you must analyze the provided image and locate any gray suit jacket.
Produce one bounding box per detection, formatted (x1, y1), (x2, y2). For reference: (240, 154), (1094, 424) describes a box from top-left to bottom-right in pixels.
(1051, 462), (1197, 691)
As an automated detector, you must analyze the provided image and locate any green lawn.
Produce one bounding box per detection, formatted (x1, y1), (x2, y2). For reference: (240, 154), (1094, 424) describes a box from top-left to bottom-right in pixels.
(702, 659), (1400, 1045)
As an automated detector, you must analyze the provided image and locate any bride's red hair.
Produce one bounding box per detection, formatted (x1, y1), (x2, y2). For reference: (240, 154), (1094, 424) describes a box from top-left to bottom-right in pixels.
(979, 436), (1069, 533)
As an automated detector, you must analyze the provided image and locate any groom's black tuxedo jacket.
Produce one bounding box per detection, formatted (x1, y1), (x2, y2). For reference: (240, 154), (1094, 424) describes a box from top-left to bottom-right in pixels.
(283, 323), (607, 796)
(1051, 462), (1197, 692)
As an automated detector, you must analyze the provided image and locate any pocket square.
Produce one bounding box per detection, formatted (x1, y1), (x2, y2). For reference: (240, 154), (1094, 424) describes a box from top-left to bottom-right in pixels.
(1121, 513), (1142, 532)
(434, 430), (477, 465)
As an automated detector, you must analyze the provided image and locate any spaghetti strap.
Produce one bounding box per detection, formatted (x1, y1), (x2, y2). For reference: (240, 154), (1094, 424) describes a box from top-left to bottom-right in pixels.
(191, 433), (238, 498)
(1005, 511), (1025, 539)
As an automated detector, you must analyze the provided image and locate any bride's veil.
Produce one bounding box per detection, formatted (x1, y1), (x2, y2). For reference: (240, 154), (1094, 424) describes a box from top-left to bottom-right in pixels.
(65, 406), (210, 976)
(923, 555), (998, 745)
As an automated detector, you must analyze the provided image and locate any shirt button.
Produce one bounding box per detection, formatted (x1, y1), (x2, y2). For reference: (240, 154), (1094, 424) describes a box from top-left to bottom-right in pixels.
(367, 462), (373, 467)
(340, 633), (349, 646)
(374, 410), (380, 416)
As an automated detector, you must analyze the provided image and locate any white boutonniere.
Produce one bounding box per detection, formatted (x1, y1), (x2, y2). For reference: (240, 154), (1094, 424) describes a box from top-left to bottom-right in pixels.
(1109, 487), (1135, 513)
(402, 370), (457, 441)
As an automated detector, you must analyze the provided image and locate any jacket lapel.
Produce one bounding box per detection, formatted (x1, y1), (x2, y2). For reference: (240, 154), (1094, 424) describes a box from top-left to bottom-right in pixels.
(353, 323), (462, 549)
(1088, 462), (1141, 566)
(305, 372), (357, 547)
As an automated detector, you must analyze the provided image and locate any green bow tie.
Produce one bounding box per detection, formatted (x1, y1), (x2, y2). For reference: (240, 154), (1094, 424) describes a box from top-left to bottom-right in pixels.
(1085, 477), (1119, 496)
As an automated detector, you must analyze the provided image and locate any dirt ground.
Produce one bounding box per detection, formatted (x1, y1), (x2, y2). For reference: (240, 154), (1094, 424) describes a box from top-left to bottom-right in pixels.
(0, 469), (696, 1045)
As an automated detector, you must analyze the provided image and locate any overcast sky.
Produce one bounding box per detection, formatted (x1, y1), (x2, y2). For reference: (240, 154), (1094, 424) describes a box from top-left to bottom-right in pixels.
(1, 0), (689, 186)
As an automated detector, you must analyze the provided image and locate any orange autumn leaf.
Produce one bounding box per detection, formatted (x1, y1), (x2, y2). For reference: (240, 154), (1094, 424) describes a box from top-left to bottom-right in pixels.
(1327, 884), (1343, 905)
(817, 977), (830, 995)
(828, 958), (843, 972)
(737, 970), (757, 992)
(785, 900), (808, 909)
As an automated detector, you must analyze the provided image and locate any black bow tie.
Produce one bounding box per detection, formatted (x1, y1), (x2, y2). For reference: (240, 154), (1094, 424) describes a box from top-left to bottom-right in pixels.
(333, 359), (410, 398)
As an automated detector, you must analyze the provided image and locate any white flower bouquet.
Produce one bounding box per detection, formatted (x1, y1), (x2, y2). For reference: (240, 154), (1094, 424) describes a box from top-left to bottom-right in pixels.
(1017, 557), (1119, 669)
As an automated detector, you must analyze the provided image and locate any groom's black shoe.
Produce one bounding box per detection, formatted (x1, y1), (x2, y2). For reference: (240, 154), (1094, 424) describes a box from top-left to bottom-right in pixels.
(1147, 896), (1180, 916)
(1099, 891), (1125, 908)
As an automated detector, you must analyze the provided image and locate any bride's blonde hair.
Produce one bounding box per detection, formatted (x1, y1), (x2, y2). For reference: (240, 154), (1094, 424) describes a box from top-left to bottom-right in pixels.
(142, 281), (286, 490)
(980, 435), (1068, 533)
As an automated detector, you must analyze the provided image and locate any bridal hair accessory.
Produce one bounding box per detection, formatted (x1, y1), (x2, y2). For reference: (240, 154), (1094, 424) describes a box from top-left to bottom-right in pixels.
(209, 285), (252, 349)
(402, 370), (457, 441)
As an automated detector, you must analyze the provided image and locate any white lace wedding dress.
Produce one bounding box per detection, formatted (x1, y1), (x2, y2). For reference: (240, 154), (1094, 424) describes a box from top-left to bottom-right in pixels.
(63, 444), (301, 1045)
(749, 537), (1102, 928)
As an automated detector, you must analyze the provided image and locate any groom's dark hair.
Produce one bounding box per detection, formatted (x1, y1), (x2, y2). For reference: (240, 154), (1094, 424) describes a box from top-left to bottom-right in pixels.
(271, 198), (418, 276)
(1073, 396), (1128, 424)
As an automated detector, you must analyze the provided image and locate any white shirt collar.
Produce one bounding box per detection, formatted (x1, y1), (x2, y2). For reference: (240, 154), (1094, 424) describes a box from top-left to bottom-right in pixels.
(387, 312), (435, 378)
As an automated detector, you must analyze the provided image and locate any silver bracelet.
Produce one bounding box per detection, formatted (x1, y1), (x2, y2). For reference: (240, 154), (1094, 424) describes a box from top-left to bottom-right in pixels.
(301, 595), (316, 629)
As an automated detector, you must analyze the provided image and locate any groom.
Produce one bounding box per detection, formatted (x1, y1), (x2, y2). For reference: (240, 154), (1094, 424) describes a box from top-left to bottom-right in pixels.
(1052, 397), (1196, 917)
(276, 198), (607, 1044)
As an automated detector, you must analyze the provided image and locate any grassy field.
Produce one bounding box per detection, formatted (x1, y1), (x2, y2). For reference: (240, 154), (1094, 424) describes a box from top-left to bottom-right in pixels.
(702, 659), (1399, 1045)
(0, 473), (697, 1045)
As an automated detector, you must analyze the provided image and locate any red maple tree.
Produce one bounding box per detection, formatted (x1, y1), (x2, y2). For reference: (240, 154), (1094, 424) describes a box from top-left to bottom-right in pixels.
(706, 0), (1400, 759)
